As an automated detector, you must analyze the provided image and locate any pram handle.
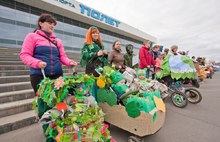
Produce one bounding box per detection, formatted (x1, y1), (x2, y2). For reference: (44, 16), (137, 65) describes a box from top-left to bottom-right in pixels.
(119, 90), (139, 100)
(40, 67), (77, 79)
(41, 68), (46, 79)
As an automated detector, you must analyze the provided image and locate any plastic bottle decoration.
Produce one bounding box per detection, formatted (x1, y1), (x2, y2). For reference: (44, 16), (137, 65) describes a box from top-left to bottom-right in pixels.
(97, 75), (106, 88)
(54, 77), (65, 90)
(56, 102), (67, 111)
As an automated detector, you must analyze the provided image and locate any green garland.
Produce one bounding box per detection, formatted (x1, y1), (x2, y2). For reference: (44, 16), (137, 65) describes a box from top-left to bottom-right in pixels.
(33, 73), (115, 142)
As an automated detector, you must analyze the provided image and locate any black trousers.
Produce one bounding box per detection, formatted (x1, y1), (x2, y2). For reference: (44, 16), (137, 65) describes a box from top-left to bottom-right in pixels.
(30, 74), (61, 93)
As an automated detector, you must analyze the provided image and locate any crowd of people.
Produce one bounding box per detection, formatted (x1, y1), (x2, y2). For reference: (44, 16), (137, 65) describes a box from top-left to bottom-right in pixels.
(19, 13), (216, 142)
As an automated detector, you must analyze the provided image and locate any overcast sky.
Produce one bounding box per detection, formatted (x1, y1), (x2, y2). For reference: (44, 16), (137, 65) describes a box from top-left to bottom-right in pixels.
(77, 0), (220, 61)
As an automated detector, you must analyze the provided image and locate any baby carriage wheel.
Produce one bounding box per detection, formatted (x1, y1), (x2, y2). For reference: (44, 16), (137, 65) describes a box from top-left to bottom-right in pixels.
(128, 136), (144, 142)
(185, 88), (202, 104)
(171, 90), (188, 108)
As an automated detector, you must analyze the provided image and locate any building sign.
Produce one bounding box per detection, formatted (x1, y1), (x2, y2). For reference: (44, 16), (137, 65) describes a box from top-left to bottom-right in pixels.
(54, 0), (75, 8)
(79, 4), (120, 27)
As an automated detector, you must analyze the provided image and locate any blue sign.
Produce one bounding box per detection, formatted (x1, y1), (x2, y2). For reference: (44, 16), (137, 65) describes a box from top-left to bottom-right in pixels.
(79, 4), (120, 27)
(54, 0), (75, 8)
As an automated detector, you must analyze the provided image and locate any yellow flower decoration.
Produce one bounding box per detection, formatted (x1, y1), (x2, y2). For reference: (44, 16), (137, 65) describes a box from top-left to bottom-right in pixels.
(97, 75), (106, 88)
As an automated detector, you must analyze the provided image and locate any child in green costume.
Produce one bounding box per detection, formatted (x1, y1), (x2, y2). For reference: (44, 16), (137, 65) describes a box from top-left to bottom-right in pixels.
(110, 72), (130, 98)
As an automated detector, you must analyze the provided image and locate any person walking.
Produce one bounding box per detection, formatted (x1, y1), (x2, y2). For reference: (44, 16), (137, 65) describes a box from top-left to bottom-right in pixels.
(80, 26), (108, 77)
(139, 40), (156, 78)
(19, 13), (77, 142)
(124, 44), (134, 68)
(80, 26), (108, 100)
(108, 40), (124, 69)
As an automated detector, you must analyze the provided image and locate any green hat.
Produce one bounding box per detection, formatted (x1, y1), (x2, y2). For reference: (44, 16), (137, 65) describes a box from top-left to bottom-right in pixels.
(110, 72), (125, 84)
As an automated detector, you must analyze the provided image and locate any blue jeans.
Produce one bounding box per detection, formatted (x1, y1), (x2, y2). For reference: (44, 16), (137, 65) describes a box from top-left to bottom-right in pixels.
(146, 69), (150, 79)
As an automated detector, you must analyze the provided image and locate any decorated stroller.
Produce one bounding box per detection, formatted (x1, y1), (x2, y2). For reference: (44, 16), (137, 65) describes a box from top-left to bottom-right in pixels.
(156, 54), (202, 106)
(95, 66), (166, 142)
(33, 69), (116, 142)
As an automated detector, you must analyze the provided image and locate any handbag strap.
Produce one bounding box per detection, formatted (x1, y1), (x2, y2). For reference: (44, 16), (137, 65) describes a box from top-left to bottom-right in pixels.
(39, 34), (58, 48)
(39, 34), (60, 57)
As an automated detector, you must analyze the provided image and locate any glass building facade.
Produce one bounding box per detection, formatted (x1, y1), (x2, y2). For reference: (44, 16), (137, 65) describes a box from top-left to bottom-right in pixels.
(0, 0), (143, 55)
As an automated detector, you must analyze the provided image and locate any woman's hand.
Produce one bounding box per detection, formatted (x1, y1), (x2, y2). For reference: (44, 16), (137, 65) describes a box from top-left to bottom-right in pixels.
(70, 60), (78, 67)
(97, 50), (103, 56)
(39, 61), (47, 69)
(103, 50), (108, 55)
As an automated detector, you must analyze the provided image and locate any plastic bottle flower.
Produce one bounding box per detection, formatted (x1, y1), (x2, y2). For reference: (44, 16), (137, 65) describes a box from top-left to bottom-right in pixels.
(97, 75), (106, 88)
(101, 124), (109, 133)
(56, 102), (67, 111)
(54, 77), (65, 90)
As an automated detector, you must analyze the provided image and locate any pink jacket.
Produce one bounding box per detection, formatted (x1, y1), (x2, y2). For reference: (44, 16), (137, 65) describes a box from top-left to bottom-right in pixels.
(20, 30), (72, 75)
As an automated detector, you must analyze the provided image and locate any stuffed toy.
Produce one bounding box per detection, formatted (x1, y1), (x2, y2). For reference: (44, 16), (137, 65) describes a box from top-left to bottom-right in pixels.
(110, 71), (130, 98)
(129, 69), (151, 92)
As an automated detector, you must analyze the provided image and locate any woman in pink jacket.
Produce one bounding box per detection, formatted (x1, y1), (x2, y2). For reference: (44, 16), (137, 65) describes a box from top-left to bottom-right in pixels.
(19, 13), (77, 141)
(20, 13), (77, 92)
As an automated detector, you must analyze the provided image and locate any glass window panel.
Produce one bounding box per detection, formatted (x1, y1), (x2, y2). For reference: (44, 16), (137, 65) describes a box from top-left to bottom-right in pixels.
(62, 23), (74, 33)
(0, 0), (15, 9)
(55, 33), (63, 41)
(0, 5), (16, 19)
(17, 26), (33, 41)
(0, 23), (17, 39)
(29, 14), (38, 25)
(15, 10), (30, 23)
(62, 34), (74, 46)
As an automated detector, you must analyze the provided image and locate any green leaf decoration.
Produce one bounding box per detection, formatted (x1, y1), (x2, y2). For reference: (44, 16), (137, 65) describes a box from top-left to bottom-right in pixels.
(125, 101), (141, 118)
(153, 90), (161, 98)
(97, 88), (117, 106)
(60, 134), (71, 142)
(32, 97), (38, 112)
(152, 112), (158, 122)
(51, 113), (60, 119)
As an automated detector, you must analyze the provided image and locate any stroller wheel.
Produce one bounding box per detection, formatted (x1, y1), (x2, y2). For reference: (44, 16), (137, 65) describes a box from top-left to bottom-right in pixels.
(128, 136), (144, 142)
(185, 88), (202, 104)
(171, 91), (188, 108)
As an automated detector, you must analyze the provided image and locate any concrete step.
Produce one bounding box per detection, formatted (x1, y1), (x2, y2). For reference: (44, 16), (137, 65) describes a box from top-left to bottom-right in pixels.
(0, 52), (19, 56)
(0, 65), (75, 70)
(0, 69), (71, 76)
(0, 47), (79, 54)
(0, 82), (32, 93)
(0, 57), (21, 61)
(0, 51), (80, 56)
(0, 75), (30, 84)
(0, 99), (33, 118)
(0, 61), (24, 65)
(0, 47), (20, 51)
(0, 72), (79, 84)
(0, 53), (80, 58)
(0, 53), (80, 59)
(0, 65), (29, 70)
(0, 64), (83, 71)
(0, 70), (30, 76)
(0, 60), (82, 65)
(0, 89), (34, 104)
(0, 110), (36, 134)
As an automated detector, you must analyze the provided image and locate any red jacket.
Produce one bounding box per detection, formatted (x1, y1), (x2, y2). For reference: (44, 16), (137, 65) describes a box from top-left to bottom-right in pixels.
(139, 46), (156, 69)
